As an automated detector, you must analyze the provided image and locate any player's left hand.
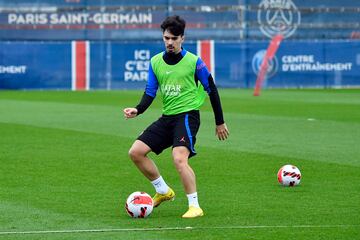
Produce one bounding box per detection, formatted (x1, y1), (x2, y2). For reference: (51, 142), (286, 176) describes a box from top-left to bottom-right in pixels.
(215, 123), (229, 140)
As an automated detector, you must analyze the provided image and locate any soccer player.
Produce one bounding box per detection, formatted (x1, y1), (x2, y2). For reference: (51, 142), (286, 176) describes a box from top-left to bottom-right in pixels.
(123, 15), (229, 218)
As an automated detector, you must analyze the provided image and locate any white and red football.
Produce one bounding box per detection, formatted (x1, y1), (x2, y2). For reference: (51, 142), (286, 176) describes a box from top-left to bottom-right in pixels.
(277, 165), (301, 187)
(125, 191), (153, 218)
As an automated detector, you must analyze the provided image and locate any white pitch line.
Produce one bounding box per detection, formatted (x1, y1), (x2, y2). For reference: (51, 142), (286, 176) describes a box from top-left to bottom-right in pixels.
(0, 225), (358, 235)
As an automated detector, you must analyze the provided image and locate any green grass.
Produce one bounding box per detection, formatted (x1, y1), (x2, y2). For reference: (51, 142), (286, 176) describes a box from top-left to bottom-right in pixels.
(0, 89), (359, 239)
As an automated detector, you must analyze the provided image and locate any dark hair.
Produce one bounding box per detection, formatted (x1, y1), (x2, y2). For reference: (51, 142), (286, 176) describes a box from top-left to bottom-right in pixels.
(160, 15), (186, 36)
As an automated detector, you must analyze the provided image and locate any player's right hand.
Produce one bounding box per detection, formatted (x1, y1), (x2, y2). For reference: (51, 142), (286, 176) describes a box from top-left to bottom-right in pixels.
(123, 108), (138, 119)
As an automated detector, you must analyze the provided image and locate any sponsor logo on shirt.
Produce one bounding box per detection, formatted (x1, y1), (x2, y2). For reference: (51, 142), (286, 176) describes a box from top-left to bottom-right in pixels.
(161, 84), (181, 96)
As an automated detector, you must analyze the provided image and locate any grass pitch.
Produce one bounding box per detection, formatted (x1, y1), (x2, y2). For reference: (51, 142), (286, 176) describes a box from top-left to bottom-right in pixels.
(0, 89), (359, 239)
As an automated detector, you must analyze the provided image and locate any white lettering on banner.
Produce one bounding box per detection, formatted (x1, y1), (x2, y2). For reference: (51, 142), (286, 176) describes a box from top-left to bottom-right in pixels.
(124, 50), (150, 82)
(125, 61), (149, 71)
(50, 13), (89, 24)
(7, 13), (152, 25)
(8, 13), (48, 24)
(282, 55), (314, 63)
(262, 0), (292, 8)
(134, 50), (150, 60)
(92, 13), (152, 24)
(124, 72), (148, 81)
(281, 55), (353, 72)
(0, 65), (27, 74)
(282, 63), (353, 72)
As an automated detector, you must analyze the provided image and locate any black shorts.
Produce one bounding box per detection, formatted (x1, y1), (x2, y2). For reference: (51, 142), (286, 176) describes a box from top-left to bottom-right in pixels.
(137, 110), (200, 158)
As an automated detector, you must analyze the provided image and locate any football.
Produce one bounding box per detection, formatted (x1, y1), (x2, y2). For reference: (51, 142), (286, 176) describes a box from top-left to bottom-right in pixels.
(125, 191), (154, 218)
(277, 165), (301, 187)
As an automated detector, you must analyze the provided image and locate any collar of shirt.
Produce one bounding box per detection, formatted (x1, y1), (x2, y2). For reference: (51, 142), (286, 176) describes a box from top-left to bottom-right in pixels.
(163, 48), (187, 65)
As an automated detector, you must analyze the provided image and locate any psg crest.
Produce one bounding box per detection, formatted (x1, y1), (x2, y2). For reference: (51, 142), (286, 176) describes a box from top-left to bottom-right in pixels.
(257, 0), (301, 39)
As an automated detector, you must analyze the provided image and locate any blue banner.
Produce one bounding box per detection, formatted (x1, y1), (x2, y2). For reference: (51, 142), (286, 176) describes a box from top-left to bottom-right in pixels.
(246, 40), (359, 88)
(0, 40), (359, 90)
(0, 42), (71, 89)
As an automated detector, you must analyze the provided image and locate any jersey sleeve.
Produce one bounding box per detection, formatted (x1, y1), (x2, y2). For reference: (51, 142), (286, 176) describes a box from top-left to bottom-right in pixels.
(134, 62), (158, 115)
(145, 63), (159, 97)
(195, 57), (211, 94)
(195, 57), (225, 125)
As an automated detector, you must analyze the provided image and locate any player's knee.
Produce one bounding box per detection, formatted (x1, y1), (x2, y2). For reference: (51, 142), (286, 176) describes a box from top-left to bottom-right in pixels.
(173, 156), (188, 171)
(128, 147), (143, 163)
